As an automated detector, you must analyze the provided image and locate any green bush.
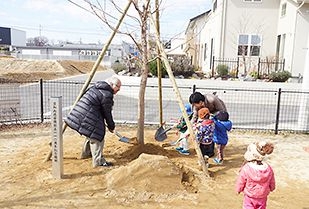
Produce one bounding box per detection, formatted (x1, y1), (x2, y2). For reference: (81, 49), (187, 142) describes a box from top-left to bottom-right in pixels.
(269, 70), (291, 82)
(249, 71), (258, 79)
(111, 62), (127, 73)
(216, 64), (229, 77)
(148, 59), (167, 77)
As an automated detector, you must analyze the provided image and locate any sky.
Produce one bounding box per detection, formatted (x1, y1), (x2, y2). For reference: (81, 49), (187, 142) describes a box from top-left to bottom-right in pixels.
(0, 0), (212, 44)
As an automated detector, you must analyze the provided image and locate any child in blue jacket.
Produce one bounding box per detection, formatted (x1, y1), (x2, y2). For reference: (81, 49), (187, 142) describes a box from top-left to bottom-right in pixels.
(212, 111), (232, 165)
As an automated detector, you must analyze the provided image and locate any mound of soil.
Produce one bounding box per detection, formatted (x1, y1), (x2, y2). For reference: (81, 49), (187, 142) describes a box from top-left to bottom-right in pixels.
(0, 57), (106, 82)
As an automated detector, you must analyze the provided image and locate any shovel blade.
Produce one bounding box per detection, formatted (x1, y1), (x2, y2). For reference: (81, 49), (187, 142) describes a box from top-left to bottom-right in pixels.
(119, 136), (130, 143)
(115, 131), (137, 145)
(155, 126), (168, 141)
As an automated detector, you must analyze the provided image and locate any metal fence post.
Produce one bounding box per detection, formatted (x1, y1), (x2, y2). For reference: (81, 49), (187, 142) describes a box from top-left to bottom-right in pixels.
(257, 57), (261, 79)
(192, 84), (196, 93)
(236, 57), (239, 78)
(275, 88), (282, 134)
(40, 79), (44, 123)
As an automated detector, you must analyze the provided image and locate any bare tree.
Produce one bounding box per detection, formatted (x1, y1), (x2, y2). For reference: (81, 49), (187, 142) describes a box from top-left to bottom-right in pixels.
(27, 36), (49, 46)
(68, 0), (161, 144)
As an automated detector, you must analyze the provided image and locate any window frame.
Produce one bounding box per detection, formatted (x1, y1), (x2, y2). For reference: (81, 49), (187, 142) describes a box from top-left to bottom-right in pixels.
(281, 3), (287, 17)
(237, 34), (262, 57)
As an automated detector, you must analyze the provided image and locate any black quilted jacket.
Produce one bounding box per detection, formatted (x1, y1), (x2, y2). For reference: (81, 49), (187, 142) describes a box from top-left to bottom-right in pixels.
(64, 81), (115, 141)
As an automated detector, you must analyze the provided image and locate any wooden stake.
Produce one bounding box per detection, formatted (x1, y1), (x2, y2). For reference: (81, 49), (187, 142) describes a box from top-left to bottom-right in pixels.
(44, 0), (133, 162)
(149, 14), (209, 177)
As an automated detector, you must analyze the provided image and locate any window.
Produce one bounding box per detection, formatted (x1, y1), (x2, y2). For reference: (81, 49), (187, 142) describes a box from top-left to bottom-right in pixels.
(204, 43), (207, 61)
(281, 3), (287, 17)
(237, 34), (262, 56)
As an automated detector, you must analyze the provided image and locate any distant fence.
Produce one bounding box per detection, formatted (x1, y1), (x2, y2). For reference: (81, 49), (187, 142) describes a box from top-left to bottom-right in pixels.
(212, 56), (285, 78)
(1, 79), (309, 133)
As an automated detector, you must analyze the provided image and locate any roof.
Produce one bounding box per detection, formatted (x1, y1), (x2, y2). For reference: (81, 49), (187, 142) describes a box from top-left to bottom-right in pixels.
(185, 10), (211, 34)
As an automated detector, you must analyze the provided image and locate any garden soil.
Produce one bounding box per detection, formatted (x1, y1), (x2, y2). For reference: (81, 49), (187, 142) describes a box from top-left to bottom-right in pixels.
(0, 57), (309, 208)
(0, 124), (309, 209)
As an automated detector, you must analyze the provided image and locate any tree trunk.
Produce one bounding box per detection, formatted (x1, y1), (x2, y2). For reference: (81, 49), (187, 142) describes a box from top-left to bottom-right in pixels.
(136, 13), (149, 145)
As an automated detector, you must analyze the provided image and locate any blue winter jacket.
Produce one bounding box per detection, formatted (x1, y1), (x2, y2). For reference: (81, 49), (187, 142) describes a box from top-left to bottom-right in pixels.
(213, 118), (232, 145)
(64, 81), (115, 142)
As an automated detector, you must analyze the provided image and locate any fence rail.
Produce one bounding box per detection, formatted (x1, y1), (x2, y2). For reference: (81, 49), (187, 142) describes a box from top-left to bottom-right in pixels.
(212, 56), (285, 78)
(1, 79), (309, 133)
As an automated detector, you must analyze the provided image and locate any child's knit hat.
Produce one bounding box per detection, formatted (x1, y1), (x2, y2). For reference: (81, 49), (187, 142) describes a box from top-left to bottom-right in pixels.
(244, 141), (274, 162)
(198, 107), (210, 119)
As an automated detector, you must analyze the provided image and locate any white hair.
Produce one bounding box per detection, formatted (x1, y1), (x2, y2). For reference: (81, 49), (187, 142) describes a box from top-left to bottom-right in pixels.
(106, 75), (121, 88)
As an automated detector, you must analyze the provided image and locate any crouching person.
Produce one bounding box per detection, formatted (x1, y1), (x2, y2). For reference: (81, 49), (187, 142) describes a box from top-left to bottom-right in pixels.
(64, 76), (121, 167)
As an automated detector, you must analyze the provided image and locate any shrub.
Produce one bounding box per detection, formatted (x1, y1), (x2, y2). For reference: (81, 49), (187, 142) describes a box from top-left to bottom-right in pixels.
(269, 70), (291, 82)
(249, 71), (258, 79)
(229, 68), (238, 78)
(148, 59), (167, 77)
(170, 56), (195, 78)
(216, 64), (229, 77)
(149, 56), (195, 78)
(111, 62), (127, 73)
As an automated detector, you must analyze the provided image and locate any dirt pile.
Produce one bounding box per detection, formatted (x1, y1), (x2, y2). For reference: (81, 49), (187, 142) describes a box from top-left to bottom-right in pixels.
(106, 153), (184, 192)
(0, 124), (309, 208)
(0, 57), (106, 82)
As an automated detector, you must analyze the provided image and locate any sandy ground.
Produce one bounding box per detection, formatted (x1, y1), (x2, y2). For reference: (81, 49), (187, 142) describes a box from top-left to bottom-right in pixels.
(1, 57), (309, 208)
(0, 124), (309, 209)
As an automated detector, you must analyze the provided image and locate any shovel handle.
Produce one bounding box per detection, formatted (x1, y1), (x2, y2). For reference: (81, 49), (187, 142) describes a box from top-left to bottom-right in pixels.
(114, 131), (122, 138)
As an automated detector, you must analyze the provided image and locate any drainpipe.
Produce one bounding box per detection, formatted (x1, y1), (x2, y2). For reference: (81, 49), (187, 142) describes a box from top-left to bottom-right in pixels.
(219, 0), (227, 58)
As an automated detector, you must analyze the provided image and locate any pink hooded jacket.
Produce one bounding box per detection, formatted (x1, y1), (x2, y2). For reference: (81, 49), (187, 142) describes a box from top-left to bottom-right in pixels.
(235, 162), (276, 198)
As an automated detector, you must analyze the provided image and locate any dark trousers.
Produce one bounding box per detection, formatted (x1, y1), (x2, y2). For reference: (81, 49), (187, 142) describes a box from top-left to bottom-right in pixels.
(200, 142), (215, 158)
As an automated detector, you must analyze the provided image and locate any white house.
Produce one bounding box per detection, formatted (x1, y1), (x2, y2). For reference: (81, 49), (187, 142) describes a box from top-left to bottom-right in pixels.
(165, 32), (187, 57)
(185, 0), (309, 78)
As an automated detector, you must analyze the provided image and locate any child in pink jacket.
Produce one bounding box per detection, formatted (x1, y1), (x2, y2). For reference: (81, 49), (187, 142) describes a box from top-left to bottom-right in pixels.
(235, 141), (276, 209)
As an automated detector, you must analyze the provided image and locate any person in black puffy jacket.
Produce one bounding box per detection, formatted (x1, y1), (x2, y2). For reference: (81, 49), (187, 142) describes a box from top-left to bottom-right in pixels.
(64, 76), (121, 167)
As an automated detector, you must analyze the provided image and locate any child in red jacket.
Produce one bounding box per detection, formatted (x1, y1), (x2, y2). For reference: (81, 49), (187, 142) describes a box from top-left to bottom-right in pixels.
(235, 141), (275, 209)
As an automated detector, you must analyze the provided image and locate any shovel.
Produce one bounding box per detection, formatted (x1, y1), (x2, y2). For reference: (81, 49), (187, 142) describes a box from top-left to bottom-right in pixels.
(114, 131), (137, 145)
(154, 126), (173, 141)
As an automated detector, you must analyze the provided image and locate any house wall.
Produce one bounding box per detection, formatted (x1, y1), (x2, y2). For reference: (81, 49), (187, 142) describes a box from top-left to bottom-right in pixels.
(277, 1), (309, 76)
(166, 35), (186, 56)
(185, 13), (208, 68)
(224, 0), (279, 58)
(10, 28), (26, 47)
(199, 3), (222, 74)
(200, 0), (280, 74)
(277, 1), (297, 73)
(292, 4), (309, 76)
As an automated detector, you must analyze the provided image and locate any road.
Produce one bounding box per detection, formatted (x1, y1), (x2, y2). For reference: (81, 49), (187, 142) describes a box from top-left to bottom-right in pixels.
(3, 70), (308, 131)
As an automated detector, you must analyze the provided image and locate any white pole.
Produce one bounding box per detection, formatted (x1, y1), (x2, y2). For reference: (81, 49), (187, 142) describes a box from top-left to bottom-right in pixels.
(297, 34), (309, 130)
(51, 97), (63, 179)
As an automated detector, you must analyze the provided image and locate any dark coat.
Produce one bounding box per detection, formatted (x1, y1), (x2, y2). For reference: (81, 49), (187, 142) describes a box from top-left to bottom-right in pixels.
(64, 81), (115, 141)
